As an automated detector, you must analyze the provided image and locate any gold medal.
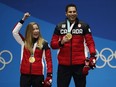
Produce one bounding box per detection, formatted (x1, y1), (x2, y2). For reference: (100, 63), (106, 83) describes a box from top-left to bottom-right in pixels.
(29, 56), (35, 63)
(66, 33), (72, 40)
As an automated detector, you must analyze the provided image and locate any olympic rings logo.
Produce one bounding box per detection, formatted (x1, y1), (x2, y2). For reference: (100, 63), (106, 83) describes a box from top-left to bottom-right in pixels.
(0, 50), (13, 70)
(96, 48), (116, 68)
(0, 48), (116, 70)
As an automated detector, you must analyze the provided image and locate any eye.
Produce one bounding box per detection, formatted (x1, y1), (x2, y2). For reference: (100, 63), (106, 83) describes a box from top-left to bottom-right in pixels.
(69, 11), (72, 13)
(73, 11), (76, 13)
(33, 28), (39, 30)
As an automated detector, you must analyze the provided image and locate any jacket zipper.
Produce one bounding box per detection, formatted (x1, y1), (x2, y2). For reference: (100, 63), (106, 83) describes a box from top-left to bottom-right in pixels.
(30, 63), (32, 74)
(70, 39), (72, 65)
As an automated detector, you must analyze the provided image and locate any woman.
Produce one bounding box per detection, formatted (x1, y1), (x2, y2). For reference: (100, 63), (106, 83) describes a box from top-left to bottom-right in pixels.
(12, 12), (52, 87)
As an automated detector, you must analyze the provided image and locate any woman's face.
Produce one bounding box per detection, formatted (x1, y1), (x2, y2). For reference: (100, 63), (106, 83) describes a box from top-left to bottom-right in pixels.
(32, 24), (39, 38)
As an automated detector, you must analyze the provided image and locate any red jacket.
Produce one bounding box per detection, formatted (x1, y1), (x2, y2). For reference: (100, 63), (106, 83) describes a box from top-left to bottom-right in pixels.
(12, 21), (52, 75)
(51, 19), (96, 66)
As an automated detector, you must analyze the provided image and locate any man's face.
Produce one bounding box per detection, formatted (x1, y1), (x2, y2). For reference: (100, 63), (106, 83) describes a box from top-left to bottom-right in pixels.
(65, 7), (77, 22)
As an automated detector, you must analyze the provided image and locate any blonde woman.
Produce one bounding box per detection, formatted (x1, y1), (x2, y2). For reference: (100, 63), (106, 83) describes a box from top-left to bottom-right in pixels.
(12, 12), (52, 87)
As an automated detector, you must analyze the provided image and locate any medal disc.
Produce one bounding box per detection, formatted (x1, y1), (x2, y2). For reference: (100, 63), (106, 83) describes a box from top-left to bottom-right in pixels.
(66, 33), (72, 40)
(29, 57), (35, 63)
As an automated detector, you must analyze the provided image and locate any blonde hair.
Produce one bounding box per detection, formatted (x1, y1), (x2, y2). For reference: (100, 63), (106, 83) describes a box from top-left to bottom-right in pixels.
(25, 22), (44, 54)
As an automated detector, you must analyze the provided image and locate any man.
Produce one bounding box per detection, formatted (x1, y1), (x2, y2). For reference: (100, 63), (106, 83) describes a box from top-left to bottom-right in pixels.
(50, 4), (96, 87)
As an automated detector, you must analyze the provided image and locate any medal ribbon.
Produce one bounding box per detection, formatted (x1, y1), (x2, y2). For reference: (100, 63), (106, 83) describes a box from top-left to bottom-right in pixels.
(67, 20), (75, 33)
(31, 42), (37, 56)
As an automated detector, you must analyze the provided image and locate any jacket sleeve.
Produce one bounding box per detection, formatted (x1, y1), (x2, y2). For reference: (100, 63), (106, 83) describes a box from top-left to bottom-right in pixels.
(84, 25), (96, 55)
(12, 20), (25, 45)
(43, 41), (53, 74)
(50, 25), (63, 49)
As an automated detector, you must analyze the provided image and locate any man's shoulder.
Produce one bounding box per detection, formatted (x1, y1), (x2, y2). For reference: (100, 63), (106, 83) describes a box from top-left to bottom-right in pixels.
(78, 20), (89, 27)
(56, 20), (66, 28)
(57, 20), (66, 25)
(78, 20), (88, 25)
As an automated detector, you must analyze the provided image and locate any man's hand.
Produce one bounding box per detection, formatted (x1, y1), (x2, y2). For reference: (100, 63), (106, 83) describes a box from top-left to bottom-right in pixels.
(89, 56), (96, 69)
(61, 35), (71, 44)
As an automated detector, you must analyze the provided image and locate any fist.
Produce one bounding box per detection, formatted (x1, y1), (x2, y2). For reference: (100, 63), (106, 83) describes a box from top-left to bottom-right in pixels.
(89, 57), (96, 69)
(44, 76), (52, 87)
(22, 12), (30, 20)
(24, 12), (30, 17)
(83, 65), (90, 75)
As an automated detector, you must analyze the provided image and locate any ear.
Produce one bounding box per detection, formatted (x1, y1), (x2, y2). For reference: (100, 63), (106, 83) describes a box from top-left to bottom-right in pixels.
(65, 12), (67, 17)
(76, 12), (78, 16)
